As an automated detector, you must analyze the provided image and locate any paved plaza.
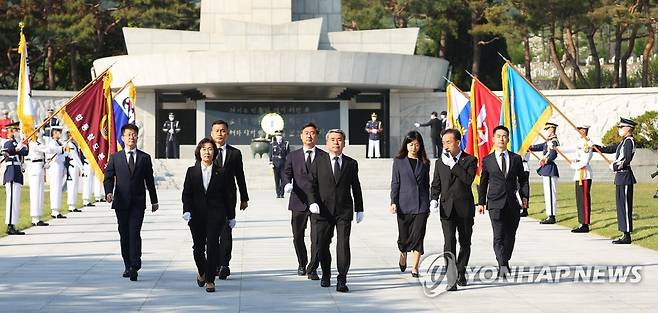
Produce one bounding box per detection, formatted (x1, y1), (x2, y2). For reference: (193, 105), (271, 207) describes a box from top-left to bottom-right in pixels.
(1, 189), (657, 312)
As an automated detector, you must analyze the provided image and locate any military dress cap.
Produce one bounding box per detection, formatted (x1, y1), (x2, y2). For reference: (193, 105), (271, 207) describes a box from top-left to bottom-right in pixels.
(51, 125), (63, 131)
(47, 108), (54, 112)
(371, 112), (377, 117)
(5, 121), (19, 129)
(168, 112), (175, 116)
(274, 130), (283, 135)
(440, 111), (447, 115)
(544, 122), (558, 129)
(618, 117), (637, 128)
(576, 124), (591, 129)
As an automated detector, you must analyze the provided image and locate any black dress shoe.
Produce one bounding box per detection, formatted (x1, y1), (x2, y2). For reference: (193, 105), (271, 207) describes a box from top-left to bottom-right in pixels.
(307, 271), (320, 280)
(399, 263), (407, 273)
(197, 275), (206, 287)
(52, 214), (67, 219)
(571, 225), (590, 233)
(129, 267), (138, 281)
(539, 216), (556, 224)
(336, 281), (349, 293)
(297, 266), (306, 276)
(122, 270), (130, 278)
(72, 208), (82, 212)
(36, 221), (49, 226)
(320, 279), (331, 287)
(520, 209), (529, 217)
(217, 266), (230, 280)
(446, 284), (457, 291)
(612, 233), (632, 244)
(457, 273), (467, 286)
(411, 271), (419, 278)
(85, 202), (95, 207)
(206, 283), (215, 292)
(6, 225), (25, 235)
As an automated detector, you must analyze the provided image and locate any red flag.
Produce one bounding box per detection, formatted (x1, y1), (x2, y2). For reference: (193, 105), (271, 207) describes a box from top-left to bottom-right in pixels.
(468, 79), (502, 182)
(61, 72), (115, 181)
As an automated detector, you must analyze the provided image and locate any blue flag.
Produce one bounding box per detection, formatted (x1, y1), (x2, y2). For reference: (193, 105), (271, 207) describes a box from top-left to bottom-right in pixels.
(112, 81), (136, 149)
(501, 63), (553, 154)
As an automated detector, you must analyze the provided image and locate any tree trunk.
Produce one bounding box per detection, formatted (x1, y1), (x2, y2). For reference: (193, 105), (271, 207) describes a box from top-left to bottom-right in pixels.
(548, 23), (577, 89)
(641, 21), (655, 87)
(563, 22), (589, 87)
(472, 33), (481, 77)
(620, 25), (638, 88)
(523, 32), (532, 81)
(612, 23), (625, 88)
(46, 41), (55, 90)
(70, 49), (79, 89)
(586, 25), (601, 88)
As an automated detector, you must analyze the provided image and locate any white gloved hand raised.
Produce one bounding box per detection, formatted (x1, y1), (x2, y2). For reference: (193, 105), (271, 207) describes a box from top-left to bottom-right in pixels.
(414, 122), (420, 128)
(430, 200), (439, 213)
(441, 152), (455, 168)
(284, 183), (293, 194)
(356, 212), (364, 223)
(182, 212), (191, 222)
(228, 219), (237, 229)
(309, 203), (320, 214)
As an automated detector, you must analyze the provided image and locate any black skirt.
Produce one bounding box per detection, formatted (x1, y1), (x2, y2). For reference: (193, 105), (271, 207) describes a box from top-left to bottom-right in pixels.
(397, 212), (429, 254)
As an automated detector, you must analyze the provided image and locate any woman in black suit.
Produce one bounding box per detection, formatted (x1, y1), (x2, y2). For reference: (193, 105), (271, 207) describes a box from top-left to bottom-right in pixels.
(389, 131), (431, 277)
(182, 138), (229, 292)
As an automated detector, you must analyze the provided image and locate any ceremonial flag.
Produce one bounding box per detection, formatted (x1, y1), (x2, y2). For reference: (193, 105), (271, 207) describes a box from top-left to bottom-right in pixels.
(501, 62), (553, 154)
(112, 81), (136, 149)
(446, 83), (471, 150)
(468, 79), (503, 182)
(61, 71), (115, 180)
(16, 26), (36, 137)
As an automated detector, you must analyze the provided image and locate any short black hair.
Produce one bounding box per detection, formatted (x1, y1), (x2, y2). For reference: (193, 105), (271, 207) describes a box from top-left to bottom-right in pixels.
(431, 111), (438, 116)
(493, 125), (509, 135)
(194, 137), (217, 162)
(121, 123), (139, 135)
(441, 128), (462, 141)
(211, 120), (228, 129)
(300, 122), (318, 133)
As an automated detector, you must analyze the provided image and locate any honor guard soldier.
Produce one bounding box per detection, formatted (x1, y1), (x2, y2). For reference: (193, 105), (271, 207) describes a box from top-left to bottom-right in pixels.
(570, 125), (594, 233)
(529, 122), (560, 224)
(64, 132), (83, 212)
(269, 130), (290, 198)
(162, 112), (181, 158)
(46, 126), (67, 218)
(27, 133), (58, 226)
(365, 112), (383, 158)
(3, 122), (28, 235)
(42, 108), (60, 143)
(595, 117), (637, 244)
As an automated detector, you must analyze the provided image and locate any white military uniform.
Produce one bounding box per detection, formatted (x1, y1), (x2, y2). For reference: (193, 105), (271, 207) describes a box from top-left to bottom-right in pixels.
(27, 138), (60, 224)
(65, 141), (83, 211)
(46, 137), (66, 216)
(82, 153), (94, 205)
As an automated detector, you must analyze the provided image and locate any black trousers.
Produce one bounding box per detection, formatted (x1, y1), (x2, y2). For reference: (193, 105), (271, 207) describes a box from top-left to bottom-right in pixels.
(219, 195), (236, 267)
(431, 136), (442, 158)
(575, 179), (592, 225)
(165, 140), (179, 158)
(397, 212), (429, 254)
(489, 207), (520, 267)
(441, 215), (473, 275)
(616, 184), (634, 232)
(189, 215), (224, 283)
(315, 215), (351, 282)
(115, 208), (145, 270)
(273, 164), (284, 197)
(291, 210), (319, 271)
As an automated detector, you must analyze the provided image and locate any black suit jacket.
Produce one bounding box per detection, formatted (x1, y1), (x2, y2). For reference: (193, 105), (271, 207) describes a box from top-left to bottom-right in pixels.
(477, 151), (528, 217)
(216, 144), (249, 220)
(431, 152), (477, 219)
(104, 150), (158, 210)
(308, 153), (364, 221)
(390, 157), (430, 215)
(282, 147), (328, 212)
(182, 162), (230, 222)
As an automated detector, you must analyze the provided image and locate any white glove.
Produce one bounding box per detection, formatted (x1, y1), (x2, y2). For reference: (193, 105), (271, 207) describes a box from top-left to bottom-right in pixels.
(356, 212), (364, 223)
(16, 142), (24, 151)
(309, 203), (320, 214)
(228, 219), (236, 229)
(430, 200), (439, 213)
(168, 129), (174, 134)
(284, 183), (293, 194)
(182, 212), (191, 222)
(441, 153), (456, 168)
(414, 122), (420, 128)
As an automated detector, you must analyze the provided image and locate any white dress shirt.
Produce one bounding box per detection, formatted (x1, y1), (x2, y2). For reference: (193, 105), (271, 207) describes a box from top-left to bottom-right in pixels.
(124, 148), (137, 163)
(201, 162), (212, 191)
(329, 152), (343, 175)
(495, 150), (509, 176)
(303, 146), (317, 163)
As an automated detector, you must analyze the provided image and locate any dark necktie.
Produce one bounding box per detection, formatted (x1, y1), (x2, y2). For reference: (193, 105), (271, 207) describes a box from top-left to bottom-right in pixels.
(333, 156), (340, 182)
(218, 148), (224, 168)
(128, 151), (135, 174)
(305, 150), (312, 172)
(501, 153), (507, 177)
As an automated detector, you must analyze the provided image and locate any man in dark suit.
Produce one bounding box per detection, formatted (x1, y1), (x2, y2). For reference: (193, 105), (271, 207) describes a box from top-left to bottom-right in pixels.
(308, 129), (364, 293)
(104, 124), (159, 281)
(269, 130), (290, 198)
(210, 120), (249, 279)
(477, 125), (529, 278)
(415, 111), (447, 158)
(282, 122), (327, 280)
(430, 128), (477, 291)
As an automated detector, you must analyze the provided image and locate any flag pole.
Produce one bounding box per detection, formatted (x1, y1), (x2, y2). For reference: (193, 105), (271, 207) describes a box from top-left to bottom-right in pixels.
(112, 76), (136, 98)
(534, 130), (572, 163)
(21, 64), (115, 143)
(496, 52), (611, 164)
